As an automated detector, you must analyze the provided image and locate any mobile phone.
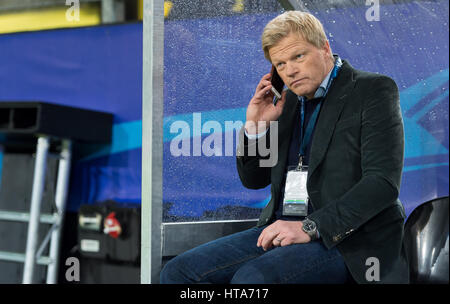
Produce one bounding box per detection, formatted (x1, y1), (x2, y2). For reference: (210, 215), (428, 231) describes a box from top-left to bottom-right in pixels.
(270, 66), (285, 106)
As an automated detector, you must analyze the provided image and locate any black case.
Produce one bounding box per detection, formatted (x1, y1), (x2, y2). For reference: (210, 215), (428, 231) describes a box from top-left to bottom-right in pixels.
(0, 101), (113, 143)
(78, 201), (141, 263)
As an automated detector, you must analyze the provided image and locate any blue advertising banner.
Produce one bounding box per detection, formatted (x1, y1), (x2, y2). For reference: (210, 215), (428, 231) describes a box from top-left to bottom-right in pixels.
(0, 0), (448, 221)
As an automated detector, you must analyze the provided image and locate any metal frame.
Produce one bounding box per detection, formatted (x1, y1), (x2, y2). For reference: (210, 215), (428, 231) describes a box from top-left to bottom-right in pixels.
(46, 139), (72, 284)
(141, 0), (164, 284)
(0, 137), (72, 284)
(23, 136), (50, 284)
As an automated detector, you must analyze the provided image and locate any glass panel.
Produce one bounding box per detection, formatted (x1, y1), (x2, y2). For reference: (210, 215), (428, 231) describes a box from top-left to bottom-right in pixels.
(163, 0), (284, 222)
(162, 0), (450, 223)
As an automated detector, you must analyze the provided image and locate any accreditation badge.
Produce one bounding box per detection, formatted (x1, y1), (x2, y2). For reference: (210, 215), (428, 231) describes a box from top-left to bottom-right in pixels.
(282, 166), (309, 217)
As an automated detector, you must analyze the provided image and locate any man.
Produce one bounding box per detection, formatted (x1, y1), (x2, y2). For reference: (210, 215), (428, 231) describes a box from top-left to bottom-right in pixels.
(160, 11), (409, 284)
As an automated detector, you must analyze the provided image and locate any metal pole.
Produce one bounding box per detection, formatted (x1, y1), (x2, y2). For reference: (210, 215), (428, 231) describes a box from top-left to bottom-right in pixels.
(23, 136), (50, 284)
(101, 0), (116, 23)
(46, 139), (72, 284)
(141, 0), (164, 284)
(101, 0), (125, 23)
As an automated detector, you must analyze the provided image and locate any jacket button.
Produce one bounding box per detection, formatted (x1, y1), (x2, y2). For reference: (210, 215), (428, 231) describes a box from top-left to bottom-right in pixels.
(333, 235), (341, 242)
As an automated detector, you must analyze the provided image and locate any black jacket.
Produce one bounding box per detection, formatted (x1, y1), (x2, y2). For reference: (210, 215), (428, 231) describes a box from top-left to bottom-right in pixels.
(236, 59), (409, 284)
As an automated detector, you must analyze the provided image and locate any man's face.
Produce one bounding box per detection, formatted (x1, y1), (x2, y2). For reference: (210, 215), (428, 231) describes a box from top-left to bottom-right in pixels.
(268, 33), (333, 99)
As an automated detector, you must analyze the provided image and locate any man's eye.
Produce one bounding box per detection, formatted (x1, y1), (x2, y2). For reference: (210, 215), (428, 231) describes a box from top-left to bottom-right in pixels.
(296, 54), (303, 59)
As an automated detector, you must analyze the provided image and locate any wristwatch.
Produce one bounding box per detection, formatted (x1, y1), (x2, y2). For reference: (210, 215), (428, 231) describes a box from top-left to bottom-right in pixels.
(302, 218), (319, 241)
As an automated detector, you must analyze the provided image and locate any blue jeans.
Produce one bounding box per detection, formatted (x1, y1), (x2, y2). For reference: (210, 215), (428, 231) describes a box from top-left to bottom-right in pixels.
(160, 225), (353, 284)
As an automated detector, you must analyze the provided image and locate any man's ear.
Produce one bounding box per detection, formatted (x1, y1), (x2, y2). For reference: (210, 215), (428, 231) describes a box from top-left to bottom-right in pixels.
(321, 40), (333, 61)
(322, 40), (331, 55)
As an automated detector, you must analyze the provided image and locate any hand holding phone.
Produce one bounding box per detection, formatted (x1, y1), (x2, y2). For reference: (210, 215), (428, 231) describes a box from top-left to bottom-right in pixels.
(245, 71), (286, 135)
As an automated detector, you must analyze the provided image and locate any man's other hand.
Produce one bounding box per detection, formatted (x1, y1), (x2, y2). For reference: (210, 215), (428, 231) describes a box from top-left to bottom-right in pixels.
(257, 220), (311, 251)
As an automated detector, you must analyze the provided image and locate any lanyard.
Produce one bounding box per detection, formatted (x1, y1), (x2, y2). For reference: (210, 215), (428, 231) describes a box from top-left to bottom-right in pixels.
(297, 58), (342, 170)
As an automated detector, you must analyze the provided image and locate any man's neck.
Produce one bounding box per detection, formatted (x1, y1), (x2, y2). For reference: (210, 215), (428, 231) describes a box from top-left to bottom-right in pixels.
(304, 58), (335, 100)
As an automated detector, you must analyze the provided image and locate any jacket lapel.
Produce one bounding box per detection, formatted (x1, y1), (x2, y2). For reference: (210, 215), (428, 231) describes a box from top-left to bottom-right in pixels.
(308, 61), (356, 179)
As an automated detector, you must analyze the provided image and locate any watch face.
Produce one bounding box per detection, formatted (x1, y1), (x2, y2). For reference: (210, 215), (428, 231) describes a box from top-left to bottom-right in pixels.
(304, 221), (316, 231)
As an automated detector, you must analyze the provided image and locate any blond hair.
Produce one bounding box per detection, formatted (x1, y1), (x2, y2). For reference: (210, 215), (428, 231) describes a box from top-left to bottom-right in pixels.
(262, 11), (332, 62)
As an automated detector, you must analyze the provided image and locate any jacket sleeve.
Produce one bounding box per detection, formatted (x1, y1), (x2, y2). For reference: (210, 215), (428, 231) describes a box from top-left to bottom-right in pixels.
(236, 126), (272, 189)
(308, 75), (405, 249)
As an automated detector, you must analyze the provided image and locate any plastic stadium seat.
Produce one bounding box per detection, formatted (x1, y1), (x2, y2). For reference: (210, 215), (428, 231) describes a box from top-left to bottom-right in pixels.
(403, 196), (449, 284)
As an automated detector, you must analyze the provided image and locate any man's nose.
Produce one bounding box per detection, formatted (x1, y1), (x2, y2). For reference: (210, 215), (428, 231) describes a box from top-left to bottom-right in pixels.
(285, 62), (298, 77)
